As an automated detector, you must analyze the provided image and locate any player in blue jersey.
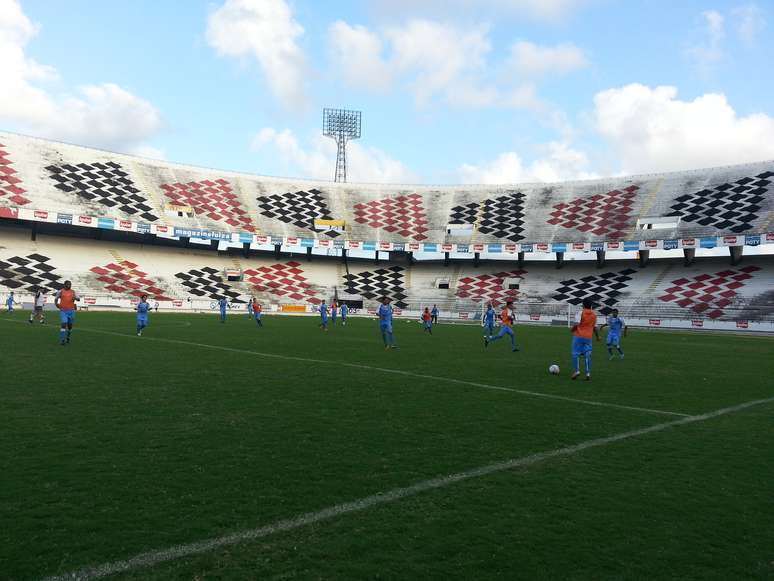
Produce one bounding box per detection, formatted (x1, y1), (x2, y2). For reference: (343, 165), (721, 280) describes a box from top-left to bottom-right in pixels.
(431, 304), (439, 324)
(6, 291), (17, 313)
(482, 302), (496, 337)
(218, 297), (227, 323)
(600, 308), (627, 360)
(136, 294), (150, 336)
(378, 297), (396, 349)
(484, 300), (519, 352)
(319, 299), (329, 331)
(247, 296), (254, 319)
(340, 302), (348, 325)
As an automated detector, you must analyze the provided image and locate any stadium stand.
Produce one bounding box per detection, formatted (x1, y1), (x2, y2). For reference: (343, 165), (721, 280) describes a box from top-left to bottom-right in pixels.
(1, 131), (772, 247)
(1, 228), (772, 331)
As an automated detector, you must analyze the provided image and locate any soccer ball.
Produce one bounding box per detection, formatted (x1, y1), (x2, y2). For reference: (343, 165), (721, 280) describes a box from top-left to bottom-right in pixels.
(548, 364), (560, 375)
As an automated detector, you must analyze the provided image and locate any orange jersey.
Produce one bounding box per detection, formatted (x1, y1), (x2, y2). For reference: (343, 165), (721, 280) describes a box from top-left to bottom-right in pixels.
(57, 288), (77, 310)
(574, 308), (597, 338)
(252, 301), (262, 313)
(500, 308), (514, 326)
(422, 311), (431, 322)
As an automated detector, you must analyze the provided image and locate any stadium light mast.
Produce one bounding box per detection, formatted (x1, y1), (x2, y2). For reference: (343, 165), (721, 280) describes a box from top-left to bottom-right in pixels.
(323, 108), (361, 183)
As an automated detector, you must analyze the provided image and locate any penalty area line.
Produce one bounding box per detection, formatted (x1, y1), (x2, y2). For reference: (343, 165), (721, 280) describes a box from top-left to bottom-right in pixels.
(75, 326), (689, 418)
(43, 395), (774, 581)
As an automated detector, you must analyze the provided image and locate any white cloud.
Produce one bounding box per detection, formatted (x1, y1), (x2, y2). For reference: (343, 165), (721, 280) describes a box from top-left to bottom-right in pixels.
(733, 4), (766, 47)
(373, 0), (584, 23)
(328, 19), (582, 112)
(206, 0), (307, 109)
(459, 141), (596, 184)
(685, 10), (725, 74)
(593, 83), (774, 174)
(508, 41), (588, 77)
(0, 0), (161, 152)
(251, 127), (417, 183)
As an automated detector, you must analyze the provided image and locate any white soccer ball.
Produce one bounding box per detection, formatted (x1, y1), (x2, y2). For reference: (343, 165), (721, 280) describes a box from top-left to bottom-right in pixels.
(548, 364), (560, 375)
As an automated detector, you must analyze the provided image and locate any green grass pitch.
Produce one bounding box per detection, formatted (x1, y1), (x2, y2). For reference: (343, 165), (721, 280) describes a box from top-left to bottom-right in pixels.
(1, 311), (772, 580)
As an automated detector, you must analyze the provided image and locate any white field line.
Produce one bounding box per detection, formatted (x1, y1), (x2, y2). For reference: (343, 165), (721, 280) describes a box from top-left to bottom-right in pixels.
(73, 325), (690, 418)
(43, 395), (774, 581)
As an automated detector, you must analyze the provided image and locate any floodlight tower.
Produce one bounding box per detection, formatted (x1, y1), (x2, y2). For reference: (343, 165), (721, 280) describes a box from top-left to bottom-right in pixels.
(323, 108), (361, 183)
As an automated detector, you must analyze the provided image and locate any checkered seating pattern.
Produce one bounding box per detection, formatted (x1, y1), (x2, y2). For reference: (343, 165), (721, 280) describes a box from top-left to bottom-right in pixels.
(669, 171), (771, 233)
(243, 261), (321, 304)
(256, 189), (337, 235)
(0, 144), (30, 206)
(455, 269), (528, 305)
(552, 269), (638, 315)
(174, 267), (242, 301)
(657, 266), (761, 319)
(449, 191), (526, 240)
(547, 186), (639, 239)
(46, 161), (158, 221)
(0, 254), (62, 292)
(161, 179), (255, 232)
(343, 266), (409, 308)
(353, 193), (428, 240)
(90, 261), (172, 300)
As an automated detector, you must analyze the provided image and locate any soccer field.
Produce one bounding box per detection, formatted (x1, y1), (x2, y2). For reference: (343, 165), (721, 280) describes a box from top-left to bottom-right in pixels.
(1, 312), (773, 580)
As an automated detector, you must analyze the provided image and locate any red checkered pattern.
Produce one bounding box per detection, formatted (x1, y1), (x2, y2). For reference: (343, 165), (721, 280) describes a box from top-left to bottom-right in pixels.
(0, 143), (30, 206)
(90, 261), (172, 300)
(456, 269), (528, 305)
(657, 265), (760, 319)
(547, 186), (639, 239)
(161, 179), (255, 232)
(352, 193), (428, 240)
(243, 261), (321, 304)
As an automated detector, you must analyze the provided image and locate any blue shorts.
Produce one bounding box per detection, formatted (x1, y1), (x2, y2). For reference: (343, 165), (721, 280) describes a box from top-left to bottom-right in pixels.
(321, 316), (328, 324)
(60, 309), (75, 325)
(380, 323), (393, 334)
(572, 336), (592, 357)
(497, 325), (514, 337)
(606, 333), (620, 346)
(137, 315), (148, 326)
(424, 321), (432, 329)
(254, 312), (262, 319)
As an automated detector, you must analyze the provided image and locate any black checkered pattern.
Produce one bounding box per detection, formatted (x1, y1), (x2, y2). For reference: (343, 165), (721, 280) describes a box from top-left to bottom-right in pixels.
(342, 266), (408, 309)
(174, 267), (243, 302)
(256, 189), (338, 236)
(449, 191), (526, 241)
(552, 269), (637, 315)
(669, 170), (771, 233)
(0, 254), (62, 292)
(46, 162), (158, 222)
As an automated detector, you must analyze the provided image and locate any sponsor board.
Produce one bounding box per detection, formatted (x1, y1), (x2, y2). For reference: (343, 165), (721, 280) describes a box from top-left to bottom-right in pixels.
(367, 307), (377, 315)
(766, 232), (774, 243)
(572, 242), (587, 251)
(606, 241), (622, 250)
(98, 218), (115, 229)
(118, 219), (133, 231)
(681, 238), (696, 248)
(536, 243), (549, 252)
(648, 319), (661, 326)
(441, 243), (454, 252)
(34, 210), (49, 220)
(393, 308), (402, 316)
(520, 243), (534, 253)
(456, 243), (469, 253)
(458, 312), (470, 319)
(332, 239), (345, 249)
(623, 241), (640, 251)
(423, 243), (438, 252)
(736, 320), (749, 329)
(84, 297), (97, 305)
(173, 300), (183, 307)
(472, 243), (485, 253)
(280, 305), (307, 313)
(239, 232), (254, 243)
(691, 319), (704, 328)
(77, 215), (93, 226)
(285, 237), (300, 246)
(644, 239), (659, 249)
(392, 243), (405, 252)
(529, 314), (540, 321)
(347, 240), (362, 250)
(316, 239), (331, 248)
(362, 241), (376, 251)
(504, 243), (517, 253)
(154, 224), (169, 234)
(57, 213), (73, 225)
(700, 237), (716, 249)
(488, 243), (502, 253)
(745, 234), (761, 246)
(136, 222), (151, 234)
(407, 243), (421, 252)
(723, 235), (738, 246)
(590, 241), (604, 252)
(663, 239), (679, 250)
(551, 243), (566, 253)
(313, 218), (345, 234)
(379, 241), (393, 251)
(0, 207), (19, 219)
(301, 238), (314, 247)
(255, 235), (269, 245)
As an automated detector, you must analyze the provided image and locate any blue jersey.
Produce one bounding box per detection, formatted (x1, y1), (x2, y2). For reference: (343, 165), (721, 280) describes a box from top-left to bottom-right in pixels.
(6, 297), (13, 307)
(137, 301), (150, 315)
(378, 304), (393, 326)
(341, 304), (348, 316)
(219, 299), (227, 311)
(320, 304), (329, 317)
(431, 307), (439, 316)
(483, 307), (495, 325)
(607, 316), (625, 335)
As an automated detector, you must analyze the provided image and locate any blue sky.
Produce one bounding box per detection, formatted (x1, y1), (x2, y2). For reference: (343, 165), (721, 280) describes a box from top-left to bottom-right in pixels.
(2, 0), (773, 184)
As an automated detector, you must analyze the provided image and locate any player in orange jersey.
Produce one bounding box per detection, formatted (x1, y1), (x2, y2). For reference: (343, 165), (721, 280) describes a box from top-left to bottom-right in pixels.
(484, 299), (519, 352)
(421, 307), (433, 334)
(570, 297), (600, 380)
(54, 280), (79, 345)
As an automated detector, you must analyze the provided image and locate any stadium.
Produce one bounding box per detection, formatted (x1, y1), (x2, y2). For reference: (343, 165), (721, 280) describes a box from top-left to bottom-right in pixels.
(2, 1), (773, 580)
